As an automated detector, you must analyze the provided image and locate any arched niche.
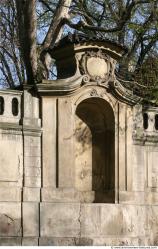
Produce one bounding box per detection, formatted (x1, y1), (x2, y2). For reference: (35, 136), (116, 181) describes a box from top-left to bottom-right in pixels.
(75, 97), (115, 203)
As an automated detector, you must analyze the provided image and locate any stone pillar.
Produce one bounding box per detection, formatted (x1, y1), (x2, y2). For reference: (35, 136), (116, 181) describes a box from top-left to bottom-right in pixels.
(22, 86), (41, 246)
(22, 86), (41, 200)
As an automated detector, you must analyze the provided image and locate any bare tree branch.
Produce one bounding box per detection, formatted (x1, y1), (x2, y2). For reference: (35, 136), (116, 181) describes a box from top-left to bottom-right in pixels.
(0, 51), (14, 87)
(38, 0), (54, 12)
(42, 0), (72, 49)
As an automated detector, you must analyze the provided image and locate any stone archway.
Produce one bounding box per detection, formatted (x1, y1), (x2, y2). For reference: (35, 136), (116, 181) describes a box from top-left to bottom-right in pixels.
(75, 97), (115, 203)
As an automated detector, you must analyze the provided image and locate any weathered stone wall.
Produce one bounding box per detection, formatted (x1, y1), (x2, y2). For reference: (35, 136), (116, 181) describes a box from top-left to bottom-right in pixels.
(39, 203), (158, 246)
(0, 85), (158, 246)
(0, 89), (41, 246)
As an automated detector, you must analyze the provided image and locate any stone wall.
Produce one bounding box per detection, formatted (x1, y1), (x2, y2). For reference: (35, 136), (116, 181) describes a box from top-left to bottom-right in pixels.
(0, 85), (158, 245)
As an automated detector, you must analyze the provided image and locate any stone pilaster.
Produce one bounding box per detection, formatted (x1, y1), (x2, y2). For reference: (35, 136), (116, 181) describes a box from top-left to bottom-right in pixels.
(21, 86), (41, 246)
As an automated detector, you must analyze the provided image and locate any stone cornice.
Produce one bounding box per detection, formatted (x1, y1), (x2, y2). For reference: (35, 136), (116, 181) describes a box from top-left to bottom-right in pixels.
(0, 89), (23, 96)
(36, 76), (83, 95)
(0, 123), (22, 135)
(109, 80), (142, 106)
(133, 133), (158, 144)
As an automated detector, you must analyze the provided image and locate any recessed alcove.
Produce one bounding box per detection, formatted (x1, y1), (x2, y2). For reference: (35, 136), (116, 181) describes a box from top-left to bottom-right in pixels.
(75, 97), (115, 203)
(12, 97), (19, 116)
(155, 114), (158, 130)
(0, 96), (4, 115)
(143, 112), (148, 130)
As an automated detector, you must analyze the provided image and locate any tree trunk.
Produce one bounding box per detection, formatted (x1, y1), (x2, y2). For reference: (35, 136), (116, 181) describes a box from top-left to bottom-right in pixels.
(15, 0), (37, 84)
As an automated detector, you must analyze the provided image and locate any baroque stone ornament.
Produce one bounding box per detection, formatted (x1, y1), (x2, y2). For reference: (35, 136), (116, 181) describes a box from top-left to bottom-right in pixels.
(79, 50), (113, 84)
(90, 88), (99, 97)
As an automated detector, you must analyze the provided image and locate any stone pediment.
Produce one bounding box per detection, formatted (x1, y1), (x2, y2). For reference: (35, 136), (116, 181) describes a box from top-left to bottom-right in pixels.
(37, 33), (141, 105)
(47, 33), (127, 81)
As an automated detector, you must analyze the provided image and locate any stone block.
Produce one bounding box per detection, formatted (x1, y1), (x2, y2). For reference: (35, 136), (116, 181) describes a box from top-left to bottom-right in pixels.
(0, 203), (21, 237)
(132, 145), (145, 191)
(75, 238), (93, 246)
(101, 204), (123, 236)
(22, 237), (38, 246)
(22, 90), (40, 120)
(146, 191), (158, 204)
(24, 146), (41, 157)
(23, 117), (41, 127)
(41, 188), (79, 202)
(24, 166), (41, 177)
(0, 238), (21, 246)
(39, 237), (93, 246)
(0, 187), (21, 202)
(80, 204), (147, 239)
(0, 133), (23, 182)
(39, 237), (76, 246)
(100, 204), (146, 237)
(92, 237), (141, 246)
(23, 202), (39, 237)
(24, 136), (40, 145)
(40, 203), (80, 237)
(147, 206), (158, 245)
(80, 204), (101, 237)
(119, 191), (145, 204)
(24, 176), (41, 187)
(23, 187), (40, 202)
(24, 156), (41, 168)
(41, 188), (94, 203)
(147, 147), (158, 188)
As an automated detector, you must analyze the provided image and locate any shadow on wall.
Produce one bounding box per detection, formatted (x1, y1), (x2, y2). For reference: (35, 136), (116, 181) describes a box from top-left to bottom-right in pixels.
(75, 97), (115, 203)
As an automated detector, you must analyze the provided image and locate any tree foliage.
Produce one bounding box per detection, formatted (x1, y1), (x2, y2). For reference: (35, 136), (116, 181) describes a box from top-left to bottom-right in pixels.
(0, 0), (158, 88)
